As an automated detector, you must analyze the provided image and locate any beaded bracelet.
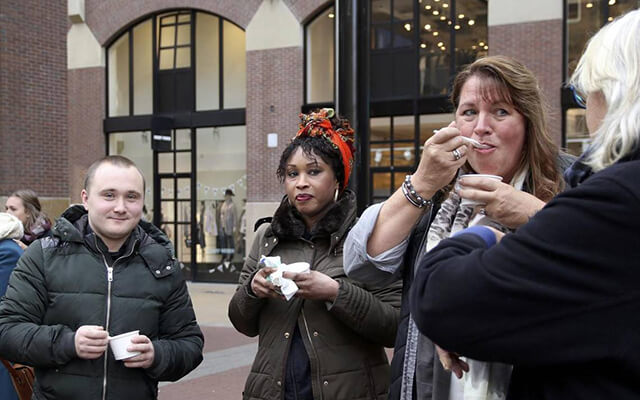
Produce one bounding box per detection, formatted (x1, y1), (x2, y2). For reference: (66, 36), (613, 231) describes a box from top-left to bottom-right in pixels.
(402, 175), (431, 209)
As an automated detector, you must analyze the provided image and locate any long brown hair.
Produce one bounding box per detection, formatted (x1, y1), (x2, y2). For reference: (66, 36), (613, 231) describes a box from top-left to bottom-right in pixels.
(9, 189), (50, 233)
(451, 55), (564, 201)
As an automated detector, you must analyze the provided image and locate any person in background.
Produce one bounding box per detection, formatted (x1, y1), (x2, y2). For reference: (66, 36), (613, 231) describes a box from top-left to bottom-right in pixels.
(344, 56), (573, 400)
(4, 189), (52, 248)
(0, 213), (22, 400)
(218, 188), (237, 272)
(229, 109), (401, 400)
(410, 9), (640, 400)
(0, 155), (203, 399)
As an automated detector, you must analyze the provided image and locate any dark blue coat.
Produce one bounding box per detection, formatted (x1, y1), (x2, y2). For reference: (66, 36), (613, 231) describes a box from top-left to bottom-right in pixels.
(0, 239), (22, 400)
(412, 157), (640, 399)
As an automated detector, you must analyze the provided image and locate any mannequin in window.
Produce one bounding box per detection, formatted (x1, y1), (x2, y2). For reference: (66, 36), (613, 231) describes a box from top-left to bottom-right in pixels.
(198, 201), (206, 261)
(219, 189), (237, 272)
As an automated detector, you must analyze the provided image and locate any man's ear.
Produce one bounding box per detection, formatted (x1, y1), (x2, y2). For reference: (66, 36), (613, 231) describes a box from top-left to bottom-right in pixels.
(81, 189), (89, 210)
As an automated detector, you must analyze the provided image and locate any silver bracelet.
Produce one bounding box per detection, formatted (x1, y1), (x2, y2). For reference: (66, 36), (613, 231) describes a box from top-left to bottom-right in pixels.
(402, 175), (431, 209)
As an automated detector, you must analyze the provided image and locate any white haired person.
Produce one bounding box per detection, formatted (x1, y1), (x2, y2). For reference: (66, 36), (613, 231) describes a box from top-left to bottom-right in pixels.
(410, 9), (640, 400)
(0, 213), (23, 400)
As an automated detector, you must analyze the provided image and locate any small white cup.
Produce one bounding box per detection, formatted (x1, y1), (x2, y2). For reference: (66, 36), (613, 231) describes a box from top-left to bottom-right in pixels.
(109, 330), (141, 360)
(456, 174), (503, 206)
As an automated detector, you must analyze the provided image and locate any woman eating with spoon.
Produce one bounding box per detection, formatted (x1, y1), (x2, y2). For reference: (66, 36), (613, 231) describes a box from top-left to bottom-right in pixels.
(343, 55), (573, 400)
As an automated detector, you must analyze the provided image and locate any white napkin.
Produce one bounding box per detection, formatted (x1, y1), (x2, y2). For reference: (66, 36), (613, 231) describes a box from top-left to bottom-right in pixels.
(261, 256), (310, 300)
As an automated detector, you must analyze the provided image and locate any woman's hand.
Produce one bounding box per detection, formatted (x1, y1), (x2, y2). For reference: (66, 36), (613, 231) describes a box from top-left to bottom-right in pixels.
(436, 345), (469, 379)
(457, 177), (545, 229)
(250, 267), (282, 299)
(283, 271), (339, 302)
(412, 121), (469, 197)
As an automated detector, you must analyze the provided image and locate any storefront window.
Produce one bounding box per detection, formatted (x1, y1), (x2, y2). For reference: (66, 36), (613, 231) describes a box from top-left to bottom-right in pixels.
(371, 0), (487, 100)
(565, 109), (589, 156)
(223, 20), (247, 108)
(133, 21), (153, 115)
(564, 0), (639, 154)
(195, 126), (247, 279)
(107, 132), (154, 215)
(195, 13), (220, 110)
(306, 6), (335, 104)
(105, 9), (247, 282)
(108, 34), (129, 117)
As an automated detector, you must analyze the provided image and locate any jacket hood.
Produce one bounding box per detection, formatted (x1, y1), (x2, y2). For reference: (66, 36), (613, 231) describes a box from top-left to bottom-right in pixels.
(54, 204), (175, 257)
(270, 189), (357, 242)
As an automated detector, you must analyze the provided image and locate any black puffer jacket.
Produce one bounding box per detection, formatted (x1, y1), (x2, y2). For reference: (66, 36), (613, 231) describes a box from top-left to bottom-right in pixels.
(0, 205), (203, 400)
(229, 190), (402, 400)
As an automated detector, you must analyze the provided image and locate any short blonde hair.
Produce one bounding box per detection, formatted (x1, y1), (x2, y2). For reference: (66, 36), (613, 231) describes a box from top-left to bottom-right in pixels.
(570, 9), (640, 171)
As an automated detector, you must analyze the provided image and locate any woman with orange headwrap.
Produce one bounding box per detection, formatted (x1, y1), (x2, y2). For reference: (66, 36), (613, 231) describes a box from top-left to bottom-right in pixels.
(229, 109), (402, 400)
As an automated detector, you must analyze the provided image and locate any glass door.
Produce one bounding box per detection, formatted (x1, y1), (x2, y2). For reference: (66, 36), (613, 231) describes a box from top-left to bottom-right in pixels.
(154, 128), (195, 279)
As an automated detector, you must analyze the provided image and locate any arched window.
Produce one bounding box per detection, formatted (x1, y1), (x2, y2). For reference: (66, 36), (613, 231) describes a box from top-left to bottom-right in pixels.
(305, 5), (336, 105)
(107, 10), (246, 117)
(105, 10), (247, 283)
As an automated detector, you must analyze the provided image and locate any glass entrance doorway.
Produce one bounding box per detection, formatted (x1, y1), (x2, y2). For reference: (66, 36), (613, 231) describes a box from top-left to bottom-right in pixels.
(154, 128), (195, 278)
(148, 126), (247, 283)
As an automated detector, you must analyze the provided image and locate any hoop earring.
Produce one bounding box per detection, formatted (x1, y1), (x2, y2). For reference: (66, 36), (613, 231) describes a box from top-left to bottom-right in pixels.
(334, 188), (339, 202)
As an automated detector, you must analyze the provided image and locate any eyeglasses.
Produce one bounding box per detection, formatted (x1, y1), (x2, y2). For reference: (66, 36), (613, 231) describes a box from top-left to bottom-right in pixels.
(568, 85), (586, 109)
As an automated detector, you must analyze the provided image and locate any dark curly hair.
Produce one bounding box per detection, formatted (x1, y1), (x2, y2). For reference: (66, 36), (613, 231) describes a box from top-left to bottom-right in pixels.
(276, 113), (353, 191)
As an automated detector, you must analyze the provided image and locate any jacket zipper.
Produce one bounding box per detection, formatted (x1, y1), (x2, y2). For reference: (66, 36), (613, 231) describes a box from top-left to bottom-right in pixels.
(301, 308), (323, 400)
(97, 237), (137, 400)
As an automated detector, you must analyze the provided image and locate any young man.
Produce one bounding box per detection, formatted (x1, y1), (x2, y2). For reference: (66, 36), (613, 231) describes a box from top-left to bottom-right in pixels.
(0, 156), (203, 399)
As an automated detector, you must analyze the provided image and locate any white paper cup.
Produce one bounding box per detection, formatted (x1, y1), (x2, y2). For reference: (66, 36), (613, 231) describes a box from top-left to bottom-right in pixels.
(456, 174), (503, 206)
(109, 330), (141, 360)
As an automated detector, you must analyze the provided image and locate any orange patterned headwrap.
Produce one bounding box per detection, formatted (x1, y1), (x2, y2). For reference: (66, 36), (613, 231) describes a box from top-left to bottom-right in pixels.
(296, 108), (355, 190)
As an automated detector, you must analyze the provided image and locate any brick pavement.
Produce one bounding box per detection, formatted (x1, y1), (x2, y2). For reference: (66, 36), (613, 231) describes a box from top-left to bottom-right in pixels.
(158, 282), (257, 400)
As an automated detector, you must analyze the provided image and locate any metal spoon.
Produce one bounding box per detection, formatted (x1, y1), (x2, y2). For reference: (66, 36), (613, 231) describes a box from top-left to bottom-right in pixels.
(460, 136), (491, 149)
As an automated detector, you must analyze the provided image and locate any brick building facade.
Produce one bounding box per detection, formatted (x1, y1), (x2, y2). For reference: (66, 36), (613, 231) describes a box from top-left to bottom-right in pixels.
(1, 0), (629, 281)
(0, 0), (69, 215)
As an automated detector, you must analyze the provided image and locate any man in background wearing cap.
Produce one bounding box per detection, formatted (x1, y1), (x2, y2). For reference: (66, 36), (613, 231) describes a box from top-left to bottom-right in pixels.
(0, 155), (203, 399)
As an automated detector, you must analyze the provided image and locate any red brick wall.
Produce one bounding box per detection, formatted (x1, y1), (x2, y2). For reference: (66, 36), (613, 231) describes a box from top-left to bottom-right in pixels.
(246, 47), (304, 202)
(68, 68), (106, 203)
(0, 0), (68, 197)
(85, 0), (262, 45)
(489, 19), (564, 146)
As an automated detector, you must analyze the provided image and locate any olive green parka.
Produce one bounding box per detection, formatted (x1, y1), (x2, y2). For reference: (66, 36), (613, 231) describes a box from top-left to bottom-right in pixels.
(228, 190), (402, 400)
